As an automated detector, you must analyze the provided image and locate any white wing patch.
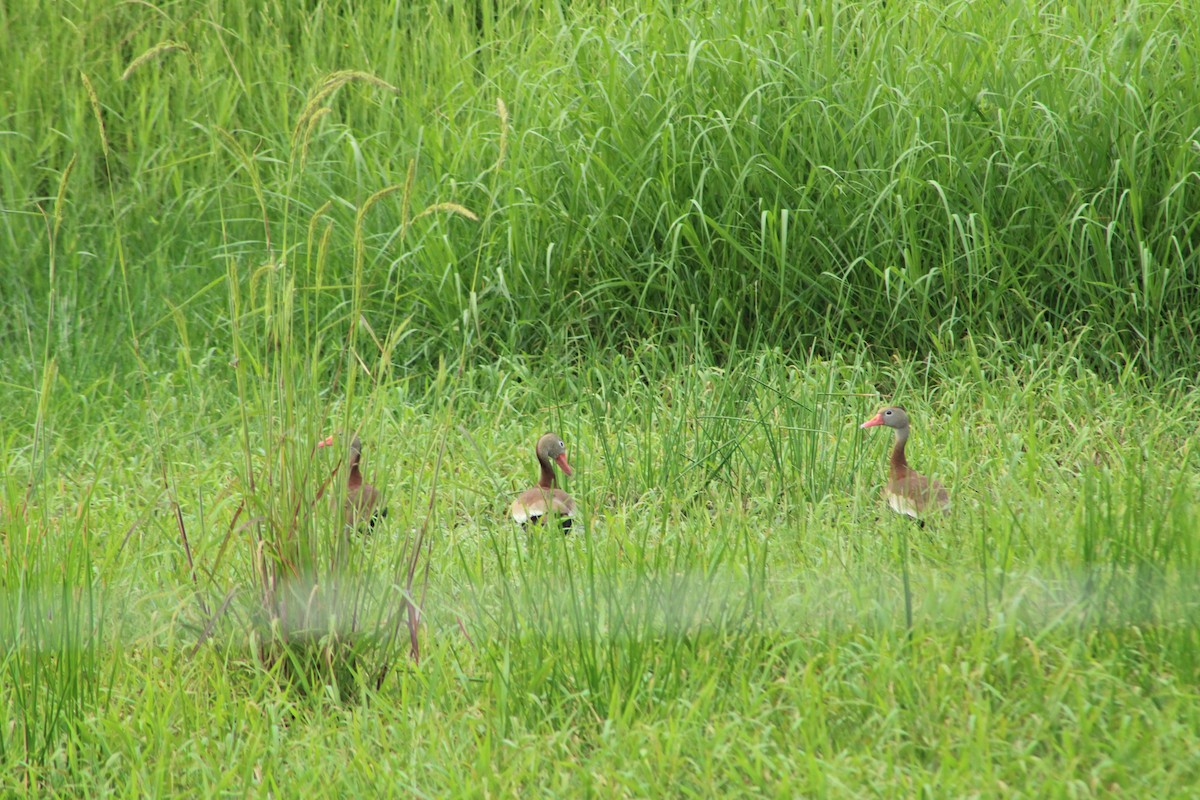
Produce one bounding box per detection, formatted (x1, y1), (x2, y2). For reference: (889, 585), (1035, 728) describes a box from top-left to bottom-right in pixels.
(510, 498), (541, 524)
(885, 492), (920, 519)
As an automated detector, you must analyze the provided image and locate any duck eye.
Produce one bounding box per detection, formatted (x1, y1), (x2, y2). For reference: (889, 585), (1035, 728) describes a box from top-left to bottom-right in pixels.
(885, 410), (892, 416)
(558, 441), (564, 449)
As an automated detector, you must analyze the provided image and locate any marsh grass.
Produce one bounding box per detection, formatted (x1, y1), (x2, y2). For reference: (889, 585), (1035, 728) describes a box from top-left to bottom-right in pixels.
(0, 499), (100, 782)
(189, 102), (471, 694)
(5, 0), (1200, 385)
(4, 0), (1200, 795)
(5, 336), (1200, 793)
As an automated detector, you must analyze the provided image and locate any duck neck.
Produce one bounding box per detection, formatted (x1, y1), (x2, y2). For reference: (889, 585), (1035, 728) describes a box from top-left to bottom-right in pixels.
(348, 451), (363, 487)
(537, 454), (557, 489)
(889, 427), (910, 476)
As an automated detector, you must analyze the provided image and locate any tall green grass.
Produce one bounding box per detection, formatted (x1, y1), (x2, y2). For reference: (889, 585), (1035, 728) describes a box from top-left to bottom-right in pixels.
(1, 373), (102, 788)
(4, 0), (1200, 795)
(0, 515), (100, 787)
(5, 336), (1200, 793)
(3, 0), (1199, 399)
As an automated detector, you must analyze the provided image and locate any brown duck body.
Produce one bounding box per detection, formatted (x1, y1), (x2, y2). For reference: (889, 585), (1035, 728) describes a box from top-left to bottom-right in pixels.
(884, 442), (950, 519)
(319, 433), (387, 530)
(862, 407), (950, 520)
(510, 432), (576, 531)
(511, 486), (576, 526)
(345, 460), (385, 528)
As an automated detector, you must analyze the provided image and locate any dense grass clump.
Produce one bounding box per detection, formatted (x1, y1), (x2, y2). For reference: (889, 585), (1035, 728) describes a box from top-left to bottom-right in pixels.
(4, 0), (1200, 796)
(3, 0), (1200, 390)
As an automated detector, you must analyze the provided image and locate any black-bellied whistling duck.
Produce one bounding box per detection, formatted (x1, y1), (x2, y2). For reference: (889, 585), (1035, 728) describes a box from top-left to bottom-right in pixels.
(318, 433), (387, 529)
(510, 432), (576, 531)
(861, 406), (950, 523)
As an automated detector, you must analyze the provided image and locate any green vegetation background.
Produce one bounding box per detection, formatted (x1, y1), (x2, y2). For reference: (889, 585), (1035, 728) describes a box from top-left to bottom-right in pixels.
(2, 0), (1199, 796)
